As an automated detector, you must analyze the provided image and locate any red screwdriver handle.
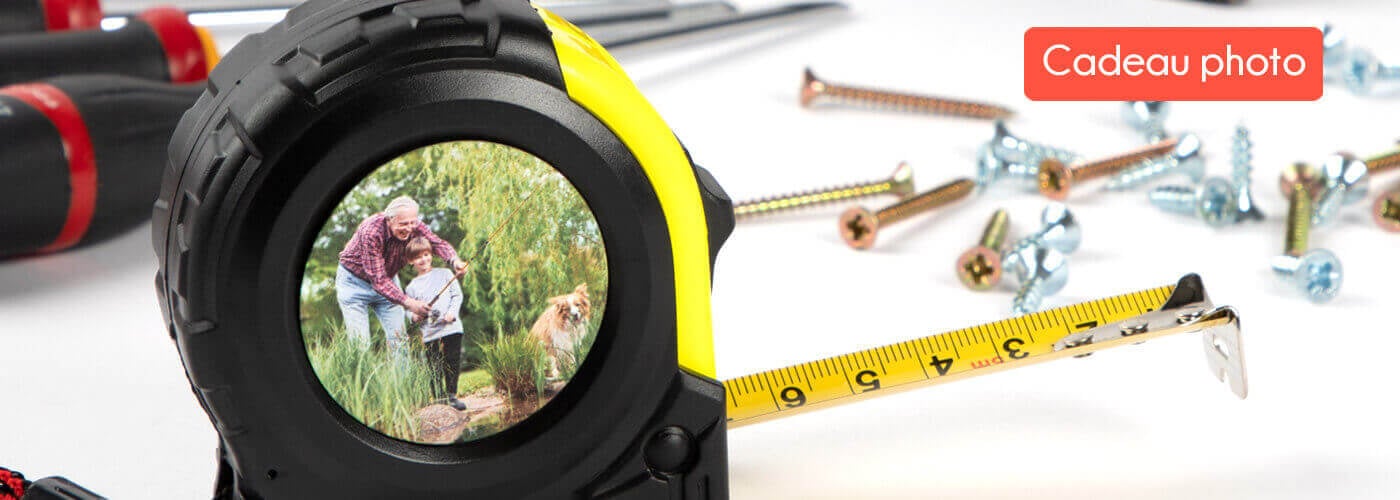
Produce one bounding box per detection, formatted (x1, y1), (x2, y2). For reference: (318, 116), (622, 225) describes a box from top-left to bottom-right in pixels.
(0, 6), (216, 86)
(0, 75), (202, 258)
(0, 0), (102, 34)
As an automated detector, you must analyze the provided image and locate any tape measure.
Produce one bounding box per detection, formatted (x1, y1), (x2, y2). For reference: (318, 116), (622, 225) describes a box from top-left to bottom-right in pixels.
(724, 274), (1246, 429)
(151, 1), (1246, 498)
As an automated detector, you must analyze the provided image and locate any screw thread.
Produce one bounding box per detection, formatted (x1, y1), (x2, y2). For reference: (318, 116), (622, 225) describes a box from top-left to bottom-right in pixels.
(1072, 138), (1180, 181)
(978, 209), (1011, 249)
(819, 83), (1014, 120)
(1148, 185), (1200, 214)
(1365, 148), (1400, 174)
(1011, 277), (1045, 316)
(1105, 156), (1181, 190)
(1285, 183), (1313, 257)
(1001, 162), (1041, 186)
(992, 123), (1079, 167)
(1231, 125), (1254, 186)
(734, 178), (900, 220)
(875, 178), (976, 226)
(1011, 142), (1079, 169)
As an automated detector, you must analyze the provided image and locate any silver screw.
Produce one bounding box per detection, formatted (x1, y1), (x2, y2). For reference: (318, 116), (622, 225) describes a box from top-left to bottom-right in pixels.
(1339, 47), (1400, 95)
(1001, 203), (1081, 262)
(1005, 244), (1069, 316)
(976, 143), (1041, 192)
(1273, 183), (1343, 303)
(1321, 23), (1349, 82)
(1121, 101), (1170, 143)
(1230, 124), (1265, 221)
(989, 120), (1078, 169)
(1313, 147), (1400, 226)
(1001, 204), (1079, 315)
(1103, 133), (1205, 190)
(1147, 177), (1241, 228)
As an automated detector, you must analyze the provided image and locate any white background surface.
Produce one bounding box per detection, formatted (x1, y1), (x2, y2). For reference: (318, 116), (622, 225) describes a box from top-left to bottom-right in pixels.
(4, 0), (1399, 498)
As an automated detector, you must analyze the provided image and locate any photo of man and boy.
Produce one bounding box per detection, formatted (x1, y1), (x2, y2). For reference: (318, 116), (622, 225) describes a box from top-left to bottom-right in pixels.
(300, 140), (608, 445)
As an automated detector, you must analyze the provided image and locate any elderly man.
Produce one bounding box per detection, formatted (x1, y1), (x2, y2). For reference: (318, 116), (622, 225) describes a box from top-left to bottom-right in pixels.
(337, 196), (466, 352)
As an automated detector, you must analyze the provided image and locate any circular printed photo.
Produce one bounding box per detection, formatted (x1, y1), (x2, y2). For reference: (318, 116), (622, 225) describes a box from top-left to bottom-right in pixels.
(299, 140), (608, 445)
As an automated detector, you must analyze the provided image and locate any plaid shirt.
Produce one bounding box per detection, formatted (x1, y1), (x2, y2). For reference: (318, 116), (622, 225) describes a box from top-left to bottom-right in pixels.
(339, 213), (459, 306)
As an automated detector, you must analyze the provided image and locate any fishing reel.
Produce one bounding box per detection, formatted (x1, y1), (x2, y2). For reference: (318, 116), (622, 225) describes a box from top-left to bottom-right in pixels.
(154, 0), (735, 497)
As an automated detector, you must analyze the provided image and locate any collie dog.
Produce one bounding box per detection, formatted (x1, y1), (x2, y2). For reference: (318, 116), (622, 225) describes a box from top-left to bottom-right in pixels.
(529, 284), (592, 378)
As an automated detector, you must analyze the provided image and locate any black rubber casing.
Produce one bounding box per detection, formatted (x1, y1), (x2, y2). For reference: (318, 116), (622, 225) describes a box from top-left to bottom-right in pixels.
(0, 0), (45, 33)
(0, 75), (200, 258)
(154, 1), (732, 498)
(0, 20), (171, 87)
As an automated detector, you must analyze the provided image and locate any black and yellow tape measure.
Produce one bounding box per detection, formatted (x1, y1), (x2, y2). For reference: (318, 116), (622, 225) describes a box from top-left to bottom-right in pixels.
(151, 1), (1246, 498)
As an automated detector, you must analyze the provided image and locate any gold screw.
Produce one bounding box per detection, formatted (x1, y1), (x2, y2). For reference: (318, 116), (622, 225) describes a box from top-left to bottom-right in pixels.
(1365, 147), (1400, 175)
(733, 162), (916, 221)
(801, 67), (1014, 120)
(839, 177), (977, 250)
(1038, 138), (1181, 200)
(1278, 162), (1325, 200)
(1285, 183), (1313, 257)
(956, 209), (1010, 290)
(1374, 183), (1400, 233)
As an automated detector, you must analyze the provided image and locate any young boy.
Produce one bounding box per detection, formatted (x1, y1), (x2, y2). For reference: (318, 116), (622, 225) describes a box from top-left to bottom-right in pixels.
(403, 237), (468, 411)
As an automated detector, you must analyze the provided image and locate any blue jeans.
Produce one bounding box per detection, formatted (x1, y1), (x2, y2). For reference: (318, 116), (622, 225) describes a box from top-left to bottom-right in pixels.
(336, 264), (406, 353)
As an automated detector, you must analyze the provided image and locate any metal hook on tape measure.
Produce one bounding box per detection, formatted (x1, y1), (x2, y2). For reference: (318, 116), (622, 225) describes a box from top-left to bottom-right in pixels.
(1054, 274), (1248, 398)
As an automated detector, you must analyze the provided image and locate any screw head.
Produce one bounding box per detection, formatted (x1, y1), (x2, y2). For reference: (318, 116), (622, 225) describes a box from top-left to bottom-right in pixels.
(990, 120), (1026, 165)
(1038, 159), (1074, 200)
(1279, 162), (1324, 199)
(1294, 249), (1344, 303)
(1020, 246), (1069, 295)
(1121, 101), (1170, 135)
(1038, 203), (1082, 253)
(889, 161), (916, 197)
(1342, 47), (1379, 94)
(1374, 190), (1400, 232)
(1321, 24), (1348, 67)
(1319, 152), (1372, 203)
(1195, 177), (1242, 228)
(839, 206), (879, 249)
(1001, 243), (1068, 291)
(800, 67), (825, 107)
(956, 246), (1003, 290)
(1171, 133), (1206, 182)
(1315, 152), (1371, 225)
(976, 143), (1005, 188)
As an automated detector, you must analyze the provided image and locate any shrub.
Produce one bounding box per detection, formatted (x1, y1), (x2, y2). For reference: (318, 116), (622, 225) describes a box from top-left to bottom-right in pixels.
(478, 332), (547, 400)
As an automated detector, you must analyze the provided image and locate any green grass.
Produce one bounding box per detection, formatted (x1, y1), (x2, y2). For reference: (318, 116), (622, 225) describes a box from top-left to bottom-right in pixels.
(305, 334), (439, 442)
(457, 368), (493, 395)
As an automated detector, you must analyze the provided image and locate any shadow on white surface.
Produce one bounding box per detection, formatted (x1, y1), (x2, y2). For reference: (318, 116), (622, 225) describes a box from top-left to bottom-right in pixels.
(0, 225), (155, 301)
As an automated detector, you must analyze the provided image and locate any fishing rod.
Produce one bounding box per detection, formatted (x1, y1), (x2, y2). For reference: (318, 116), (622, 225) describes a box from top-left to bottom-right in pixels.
(422, 189), (540, 310)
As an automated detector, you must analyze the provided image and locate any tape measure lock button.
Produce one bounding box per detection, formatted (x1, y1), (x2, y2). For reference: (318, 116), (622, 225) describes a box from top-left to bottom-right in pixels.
(644, 426), (697, 476)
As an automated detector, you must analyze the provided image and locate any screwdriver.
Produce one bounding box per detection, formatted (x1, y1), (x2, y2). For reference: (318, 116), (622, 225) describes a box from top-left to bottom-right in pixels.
(0, 0), (102, 34)
(0, 74), (201, 258)
(0, 0), (713, 35)
(0, 6), (217, 87)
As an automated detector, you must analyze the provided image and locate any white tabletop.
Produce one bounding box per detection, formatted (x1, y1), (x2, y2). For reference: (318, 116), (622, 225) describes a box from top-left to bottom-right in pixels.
(4, 1), (1399, 498)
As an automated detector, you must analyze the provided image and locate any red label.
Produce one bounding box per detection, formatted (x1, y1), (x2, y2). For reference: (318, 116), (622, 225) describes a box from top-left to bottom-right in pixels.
(1024, 27), (1323, 101)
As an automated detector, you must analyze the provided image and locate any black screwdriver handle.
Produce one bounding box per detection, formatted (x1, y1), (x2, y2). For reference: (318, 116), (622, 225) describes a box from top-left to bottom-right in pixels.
(0, 6), (215, 86)
(0, 0), (102, 34)
(0, 75), (202, 258)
